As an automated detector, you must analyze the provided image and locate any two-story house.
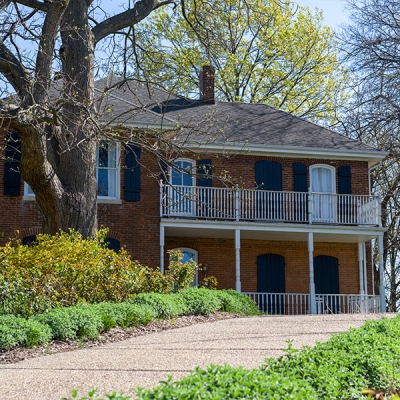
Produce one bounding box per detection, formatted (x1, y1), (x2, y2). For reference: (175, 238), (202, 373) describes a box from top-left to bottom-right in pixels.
(0, 67), (387, 314)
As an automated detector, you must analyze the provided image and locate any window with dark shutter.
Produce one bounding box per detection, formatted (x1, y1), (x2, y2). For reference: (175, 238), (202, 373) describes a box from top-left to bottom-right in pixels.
(338, 166), (352, 223)
(255, 160), (282, 191)
(4, 131), (21, 196)
(124, 144), (140, 202)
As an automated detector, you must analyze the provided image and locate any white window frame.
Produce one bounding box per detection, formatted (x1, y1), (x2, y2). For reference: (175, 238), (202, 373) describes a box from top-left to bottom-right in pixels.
(24, 142), (121, 201)
(309, 164), (336, 194)
(172, 247), (199, 286)
(96, 142), (121, 201)
(169, 158), (196, 187)
(310, 164), (336, 223)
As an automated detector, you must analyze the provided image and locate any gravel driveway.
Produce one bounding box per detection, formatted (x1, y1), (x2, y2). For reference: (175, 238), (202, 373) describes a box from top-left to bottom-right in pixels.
(0, 313), (395, 400)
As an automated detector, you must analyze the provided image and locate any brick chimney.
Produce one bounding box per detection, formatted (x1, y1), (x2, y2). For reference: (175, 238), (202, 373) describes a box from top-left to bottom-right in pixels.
(199, 65), (215, 104)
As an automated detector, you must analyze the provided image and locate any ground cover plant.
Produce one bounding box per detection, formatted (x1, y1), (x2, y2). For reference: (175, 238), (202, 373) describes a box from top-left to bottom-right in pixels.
(0, 288), (260, 350)
(0, 230), (213, 317)
(62, 315), (400, 400)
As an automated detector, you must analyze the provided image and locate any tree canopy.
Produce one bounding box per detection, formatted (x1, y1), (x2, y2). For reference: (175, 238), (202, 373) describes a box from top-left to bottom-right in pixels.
(339, 0), (400, 311)
(126, 0), (348, 122)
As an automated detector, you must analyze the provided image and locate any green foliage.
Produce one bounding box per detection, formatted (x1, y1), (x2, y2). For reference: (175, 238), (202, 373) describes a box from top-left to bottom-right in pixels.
(33, 304), (105, 340)
(215, 289), (262, 315)
(261, 315), (400, 399)
(0, 232), (204, 318)
(136, 364), (317, 399)
(131, 293), (186, 319)
(0, 314), (51, 349)
(129, 0), (349, 123)
(176, 287), (222, 316)
(62, 388), (132, 400)
(0, 289), (259, 350)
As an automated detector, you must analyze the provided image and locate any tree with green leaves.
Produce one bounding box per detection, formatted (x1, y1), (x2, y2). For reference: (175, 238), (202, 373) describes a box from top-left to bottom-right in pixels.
(126, 0), (348, 122)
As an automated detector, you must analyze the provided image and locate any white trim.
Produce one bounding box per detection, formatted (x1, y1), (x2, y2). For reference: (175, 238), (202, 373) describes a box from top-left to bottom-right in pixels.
(184, 143), (387, 167)
(169, 158), (196, 186)
(310, 164), (336, 194)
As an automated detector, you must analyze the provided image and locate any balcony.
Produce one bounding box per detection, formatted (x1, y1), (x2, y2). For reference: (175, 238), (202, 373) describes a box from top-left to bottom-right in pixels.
(160, 185), (381, 226)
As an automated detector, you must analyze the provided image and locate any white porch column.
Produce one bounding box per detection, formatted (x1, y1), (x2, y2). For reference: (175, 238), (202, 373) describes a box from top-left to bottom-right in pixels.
(378, 234), (386, 312)
(308, 232), (316, 314)
(160, 225), (165, 274)
(358, 242), (365, 295)
(362, 243), (368, 295)
(235, 229), (241, 292)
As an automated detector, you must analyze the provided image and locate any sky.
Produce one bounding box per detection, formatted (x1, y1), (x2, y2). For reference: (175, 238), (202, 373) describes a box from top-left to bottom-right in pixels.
(294, 0), (349, 29)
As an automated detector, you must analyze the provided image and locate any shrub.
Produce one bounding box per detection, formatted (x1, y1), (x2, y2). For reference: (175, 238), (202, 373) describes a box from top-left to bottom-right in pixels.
(136, 364), (317, 399)
(216, 290), (261, 315)
(0, 314), (51, 349)
(131, 292), (187, 319)
(33, 305), (104, 340)
(177, 288), (222, 315)
(0, 231), (202, 317)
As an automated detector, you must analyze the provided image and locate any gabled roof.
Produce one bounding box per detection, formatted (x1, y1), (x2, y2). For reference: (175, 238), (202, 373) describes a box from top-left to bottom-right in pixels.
(95, 76), (386, 165)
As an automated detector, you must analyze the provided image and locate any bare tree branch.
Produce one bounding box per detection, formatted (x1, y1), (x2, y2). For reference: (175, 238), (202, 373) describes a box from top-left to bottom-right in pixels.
(92, 0), (174, 45)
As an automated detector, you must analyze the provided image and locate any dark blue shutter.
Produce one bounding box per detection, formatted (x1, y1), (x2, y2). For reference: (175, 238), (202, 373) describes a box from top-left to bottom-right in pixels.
(293, 163), (308, 192)
(4, 131), (21, 196)
(159, 160), (168, 183)
(255, 160), (282, 190)
(124, 144), (140, 202)
(198, 159), (212, 187)
(293, 163), (308, 221)
(338, 166), (352, 194)
(106, 237), (121, 252)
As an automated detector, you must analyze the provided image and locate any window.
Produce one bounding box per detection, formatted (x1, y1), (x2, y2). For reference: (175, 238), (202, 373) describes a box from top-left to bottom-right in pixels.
(172, 248), (198, 286)
(310, 164), (336, 222)
(96, 142), (120, 199)
(24, 142), (120, 200)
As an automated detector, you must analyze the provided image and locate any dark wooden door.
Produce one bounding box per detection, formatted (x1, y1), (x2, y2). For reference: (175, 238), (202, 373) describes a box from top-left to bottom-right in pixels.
(314, 255), (339, 313)
(257, 254), (285, 314)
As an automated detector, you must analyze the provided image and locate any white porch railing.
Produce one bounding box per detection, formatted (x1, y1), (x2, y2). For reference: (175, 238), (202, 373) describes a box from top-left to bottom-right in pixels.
(243, 293), (381, 315)
(161, 185), (381, 226)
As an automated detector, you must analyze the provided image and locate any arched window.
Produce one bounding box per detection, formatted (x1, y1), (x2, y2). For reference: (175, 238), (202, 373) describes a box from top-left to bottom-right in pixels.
(172, 248), (198, 286)
(310, 164), (335, 194)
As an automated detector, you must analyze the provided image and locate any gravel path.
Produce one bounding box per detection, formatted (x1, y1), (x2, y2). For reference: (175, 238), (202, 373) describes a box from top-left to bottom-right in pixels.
(0, 313), (395, 400)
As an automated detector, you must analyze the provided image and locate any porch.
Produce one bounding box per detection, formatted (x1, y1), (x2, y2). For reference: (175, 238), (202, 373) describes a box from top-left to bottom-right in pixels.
(243, 293), (381, 315)
(161, 185), (381, 226)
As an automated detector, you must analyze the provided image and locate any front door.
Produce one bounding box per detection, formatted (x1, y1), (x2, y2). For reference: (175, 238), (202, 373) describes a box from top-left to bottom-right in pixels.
(170, 159), (195, 216)
(314, 255), (340, 313)
(310, 165), (336, 223)
(257, 254), (285, 314)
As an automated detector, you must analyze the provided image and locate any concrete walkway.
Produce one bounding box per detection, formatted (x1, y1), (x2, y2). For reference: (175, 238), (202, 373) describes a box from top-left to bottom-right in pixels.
(0, 313), (395, 400)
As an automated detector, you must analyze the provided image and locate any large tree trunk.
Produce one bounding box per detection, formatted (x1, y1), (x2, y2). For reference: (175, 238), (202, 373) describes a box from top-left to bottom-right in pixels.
(19, 0), (98, 237)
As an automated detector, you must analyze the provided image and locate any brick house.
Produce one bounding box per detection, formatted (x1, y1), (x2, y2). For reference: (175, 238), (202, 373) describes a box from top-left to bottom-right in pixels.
(0, 67), (387, 314)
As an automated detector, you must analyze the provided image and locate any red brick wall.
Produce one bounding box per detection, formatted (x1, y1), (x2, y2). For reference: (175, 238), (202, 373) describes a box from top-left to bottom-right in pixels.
(165, 237), (362, 295)
(0, 138), (372, 284)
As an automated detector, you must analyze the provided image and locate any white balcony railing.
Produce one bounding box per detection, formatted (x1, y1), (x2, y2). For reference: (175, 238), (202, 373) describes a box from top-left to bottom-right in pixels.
(160, 185), (381, 226)
(243, 293), (381, 315)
